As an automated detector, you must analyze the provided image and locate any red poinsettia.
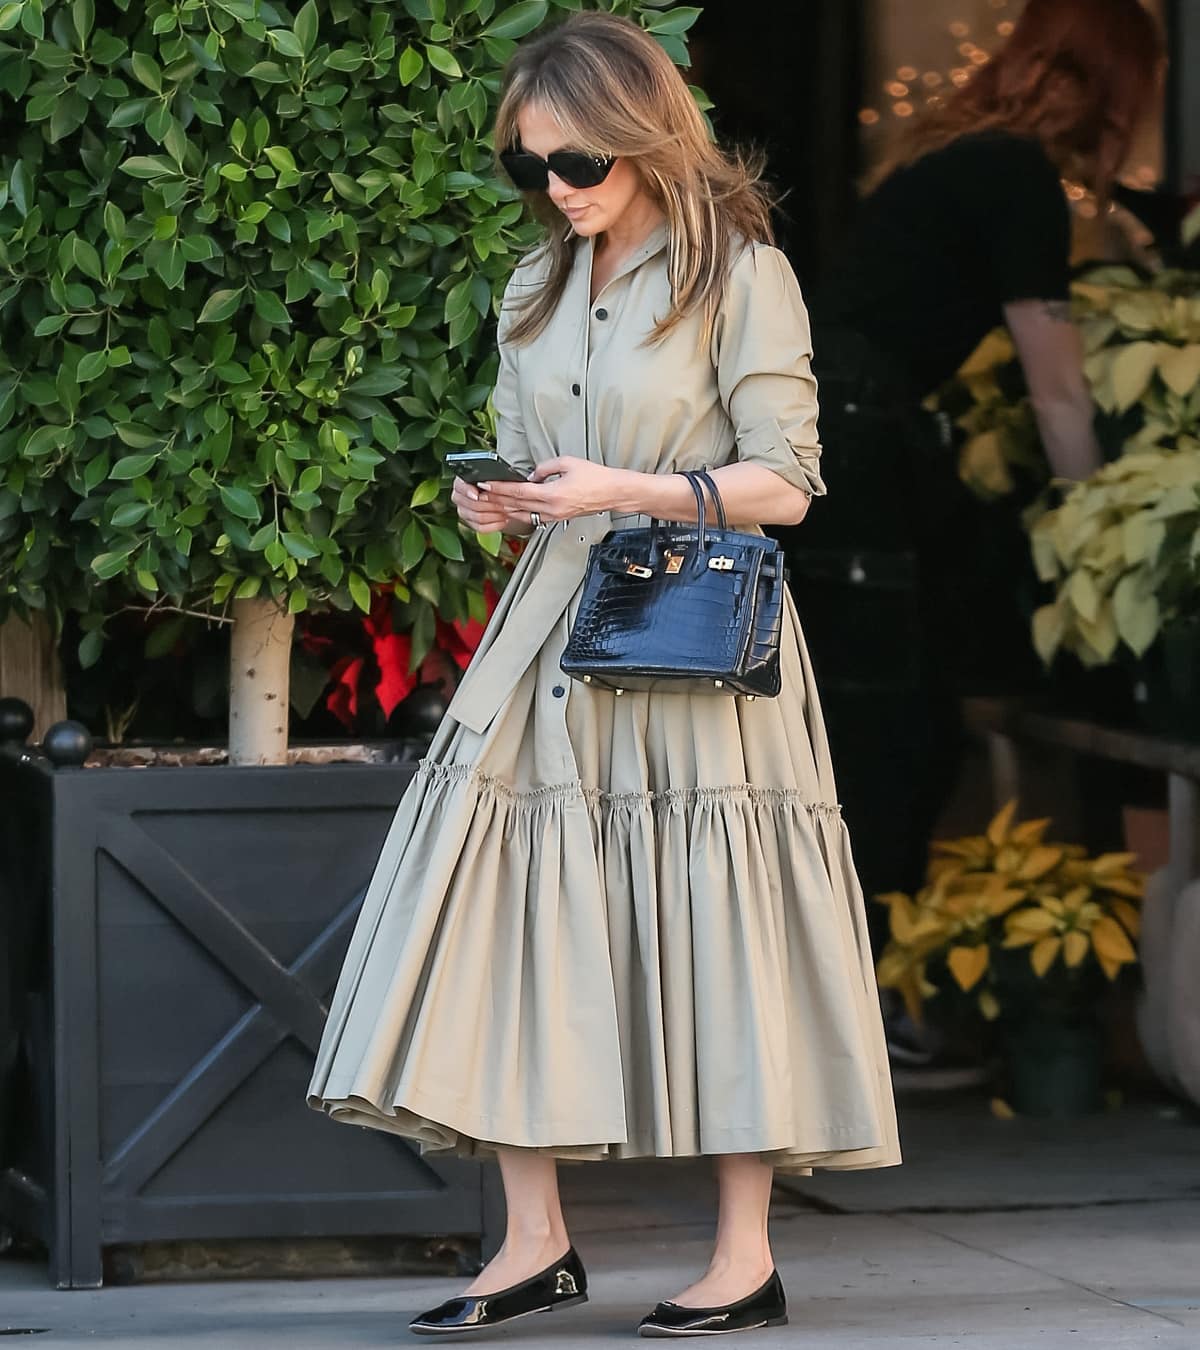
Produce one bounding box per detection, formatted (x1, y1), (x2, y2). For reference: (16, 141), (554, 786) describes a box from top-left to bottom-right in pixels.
(437, 579), (500, 672)
(364, 592), (417, 720)
(305, 580), (502, 732)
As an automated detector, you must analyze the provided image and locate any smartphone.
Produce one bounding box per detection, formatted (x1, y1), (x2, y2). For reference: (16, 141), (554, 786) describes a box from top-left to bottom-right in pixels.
(445, 450), (529, 484)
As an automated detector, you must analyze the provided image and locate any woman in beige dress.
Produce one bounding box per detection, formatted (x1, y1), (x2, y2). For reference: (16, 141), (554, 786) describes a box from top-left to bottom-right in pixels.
(308, 11), (899, 1338)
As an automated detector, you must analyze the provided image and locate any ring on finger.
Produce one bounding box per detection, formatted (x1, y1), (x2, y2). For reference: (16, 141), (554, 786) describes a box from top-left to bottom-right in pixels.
(530, 510), (542, 529)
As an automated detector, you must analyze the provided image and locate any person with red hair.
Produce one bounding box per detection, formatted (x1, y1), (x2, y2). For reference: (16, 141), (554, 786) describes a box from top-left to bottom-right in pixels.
(787, 0), (1165, 953)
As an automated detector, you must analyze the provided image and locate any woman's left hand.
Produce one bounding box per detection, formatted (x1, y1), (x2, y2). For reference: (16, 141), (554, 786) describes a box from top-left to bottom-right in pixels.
(480, 457), (627, 525)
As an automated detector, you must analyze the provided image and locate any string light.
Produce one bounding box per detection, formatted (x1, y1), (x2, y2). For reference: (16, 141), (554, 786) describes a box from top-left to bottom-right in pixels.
(855, 0), (1158, 249)
(858, 1), (1013, 136)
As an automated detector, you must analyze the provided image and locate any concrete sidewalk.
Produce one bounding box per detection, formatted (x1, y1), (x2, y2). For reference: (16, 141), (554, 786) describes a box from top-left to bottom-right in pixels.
(2, 1095), (1198, 1348)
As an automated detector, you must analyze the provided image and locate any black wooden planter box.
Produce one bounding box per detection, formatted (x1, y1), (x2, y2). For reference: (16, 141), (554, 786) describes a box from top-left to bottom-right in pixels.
(0, 750), (500, 1288)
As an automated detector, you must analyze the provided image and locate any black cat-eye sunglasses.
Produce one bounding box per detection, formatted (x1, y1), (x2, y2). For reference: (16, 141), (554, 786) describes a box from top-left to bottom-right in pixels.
(499, 146), (617, 192)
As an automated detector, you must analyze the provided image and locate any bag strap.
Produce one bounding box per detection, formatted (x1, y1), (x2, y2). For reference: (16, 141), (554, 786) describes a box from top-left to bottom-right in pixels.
(650, 471), (709, 556)
(686, 468), (729, 532)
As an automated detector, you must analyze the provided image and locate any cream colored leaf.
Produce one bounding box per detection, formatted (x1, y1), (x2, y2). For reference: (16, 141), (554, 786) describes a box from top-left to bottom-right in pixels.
(1148, 485), (1200, 519)
(1122, 513), (1166, 566)
(1032, 604), (1064, 664)
(1155, 344), (1200, 399)
(1075, 605), (1120, 664)
(1031, 522), (1063, 582)
(1110, 341), (1160, 411)
(978, 989), (1001, 1021)
(1112, 294), (1169, 335)
(1079, 315), (1119, 354)
(1084, 349), (1117, 412)
(1067, 568), (1102, 623)
(1112, 572), (1161, 657)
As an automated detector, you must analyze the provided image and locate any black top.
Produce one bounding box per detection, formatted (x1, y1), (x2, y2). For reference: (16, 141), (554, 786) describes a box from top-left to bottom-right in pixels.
(812, 132), (1071, 396)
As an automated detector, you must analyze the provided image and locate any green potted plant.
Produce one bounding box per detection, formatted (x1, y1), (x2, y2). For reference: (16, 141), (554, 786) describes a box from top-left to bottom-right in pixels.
(0, 0), (702, 1288)
(875, 800), (1143, 1116)
(1, 0), (699, 764)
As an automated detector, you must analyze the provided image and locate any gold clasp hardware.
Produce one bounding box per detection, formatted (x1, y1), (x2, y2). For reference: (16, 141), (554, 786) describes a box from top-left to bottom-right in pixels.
(624, 562), (653, 579)
(707, 555), (735, 572)
(664, 552), (685, 575)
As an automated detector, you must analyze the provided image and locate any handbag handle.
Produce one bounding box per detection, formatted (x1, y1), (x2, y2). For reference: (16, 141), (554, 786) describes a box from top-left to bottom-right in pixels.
(648, 471), (710, 558)
(687, 469), (729, 532)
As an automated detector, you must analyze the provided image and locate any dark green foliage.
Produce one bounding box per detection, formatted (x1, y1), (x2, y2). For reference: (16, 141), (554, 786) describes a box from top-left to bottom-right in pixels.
(0, 0), (697, 669)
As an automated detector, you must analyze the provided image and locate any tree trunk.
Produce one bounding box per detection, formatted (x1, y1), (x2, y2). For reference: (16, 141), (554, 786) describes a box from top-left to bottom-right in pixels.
(228, 596), (294, 766)
(0, 612), (67, 742)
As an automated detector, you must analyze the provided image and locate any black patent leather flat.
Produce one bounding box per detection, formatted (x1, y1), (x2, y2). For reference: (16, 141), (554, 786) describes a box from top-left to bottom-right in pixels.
(409, 1246), (588, 1336)
(637, 1269), (787, 1337)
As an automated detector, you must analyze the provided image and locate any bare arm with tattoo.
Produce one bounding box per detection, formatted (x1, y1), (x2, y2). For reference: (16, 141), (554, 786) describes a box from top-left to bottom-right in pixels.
(1003, 298), (1103, 482)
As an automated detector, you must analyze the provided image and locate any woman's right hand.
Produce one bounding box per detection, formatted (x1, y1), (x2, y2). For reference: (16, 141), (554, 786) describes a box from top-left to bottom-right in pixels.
(451, 476), (519, 535)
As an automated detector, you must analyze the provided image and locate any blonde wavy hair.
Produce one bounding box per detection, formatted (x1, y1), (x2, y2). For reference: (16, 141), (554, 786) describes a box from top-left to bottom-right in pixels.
(494, 12), (773, 346)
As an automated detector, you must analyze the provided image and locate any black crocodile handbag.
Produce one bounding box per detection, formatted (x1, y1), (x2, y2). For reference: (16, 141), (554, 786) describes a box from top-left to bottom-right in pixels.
(561, 469), (784, 697)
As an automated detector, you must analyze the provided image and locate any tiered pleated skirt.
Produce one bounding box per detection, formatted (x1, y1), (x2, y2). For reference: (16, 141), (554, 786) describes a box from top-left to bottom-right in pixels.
(307, 591), (900, 1174)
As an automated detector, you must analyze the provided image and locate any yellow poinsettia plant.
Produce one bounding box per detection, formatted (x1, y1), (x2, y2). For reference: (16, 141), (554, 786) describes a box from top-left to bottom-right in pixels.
(928, 328), (1042, 499)
(932, 263), (1200, 501)
(875, 801), (1143, 1025)
(1028, 448), (1200, 666)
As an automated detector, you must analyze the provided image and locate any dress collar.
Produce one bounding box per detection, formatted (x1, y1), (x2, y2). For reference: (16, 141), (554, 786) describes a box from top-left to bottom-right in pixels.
(580, 220), (670, 293)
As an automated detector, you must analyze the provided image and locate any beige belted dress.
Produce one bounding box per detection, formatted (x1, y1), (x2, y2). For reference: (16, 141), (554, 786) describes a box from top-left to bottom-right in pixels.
(307, 225), (901, 1174)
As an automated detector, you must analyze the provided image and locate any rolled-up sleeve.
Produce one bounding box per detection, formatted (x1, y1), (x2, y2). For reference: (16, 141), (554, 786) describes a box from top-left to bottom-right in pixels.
(712, 244), (827, 497)
(490, 269), (537, 478)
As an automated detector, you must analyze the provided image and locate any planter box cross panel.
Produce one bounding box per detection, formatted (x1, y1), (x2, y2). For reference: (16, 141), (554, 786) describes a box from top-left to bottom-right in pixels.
(0, 751), (501, 1288)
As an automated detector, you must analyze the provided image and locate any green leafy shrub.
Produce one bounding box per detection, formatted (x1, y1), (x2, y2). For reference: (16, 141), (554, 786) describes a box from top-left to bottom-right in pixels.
(0, 0), (698, 675)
